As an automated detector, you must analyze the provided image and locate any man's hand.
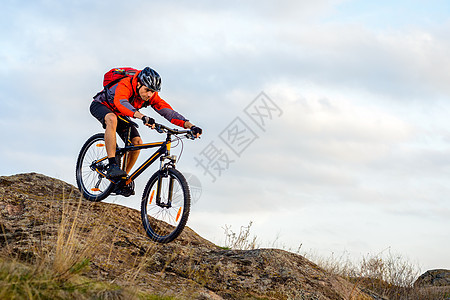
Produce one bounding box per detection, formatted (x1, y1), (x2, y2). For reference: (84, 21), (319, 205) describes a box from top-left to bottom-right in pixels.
(142, 116), (155, 129)
(190, 126), (203, 138)
(184, 121), (203, 138)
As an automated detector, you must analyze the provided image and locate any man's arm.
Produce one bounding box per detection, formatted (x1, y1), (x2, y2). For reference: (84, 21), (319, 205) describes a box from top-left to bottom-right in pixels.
(113, 80), (137, 117)
(148, 93), (188, 128)
(184, 121), (195, 129)
(136, 111), (200, 135)
(146, 93), (202, 137)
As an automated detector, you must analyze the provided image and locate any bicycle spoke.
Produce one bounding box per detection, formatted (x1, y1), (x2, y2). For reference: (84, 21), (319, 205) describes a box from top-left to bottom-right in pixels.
(76, 134), (116, 201)
(141, 169), (190, 243)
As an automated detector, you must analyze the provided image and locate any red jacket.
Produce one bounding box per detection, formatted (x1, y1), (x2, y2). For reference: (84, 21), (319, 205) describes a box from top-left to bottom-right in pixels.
(98, 70), (188, 128)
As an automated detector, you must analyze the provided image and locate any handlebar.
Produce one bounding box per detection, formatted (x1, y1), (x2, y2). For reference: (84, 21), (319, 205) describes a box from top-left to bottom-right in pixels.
(119, 116), (197, 139)
(154, 123), (196, 140)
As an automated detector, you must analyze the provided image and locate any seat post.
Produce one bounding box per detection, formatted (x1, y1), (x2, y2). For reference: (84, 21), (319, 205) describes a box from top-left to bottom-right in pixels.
(121, 126), (132, 171)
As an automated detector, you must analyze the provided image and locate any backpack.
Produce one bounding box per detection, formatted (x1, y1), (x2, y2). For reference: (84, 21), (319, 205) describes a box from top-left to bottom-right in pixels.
(103, 67), (138, 88)
(93, 67), (139, 109)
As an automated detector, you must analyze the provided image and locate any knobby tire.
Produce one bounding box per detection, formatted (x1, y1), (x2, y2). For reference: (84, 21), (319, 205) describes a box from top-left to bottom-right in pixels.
(141, 168), (191, 243)
(76, 133), (118, 201)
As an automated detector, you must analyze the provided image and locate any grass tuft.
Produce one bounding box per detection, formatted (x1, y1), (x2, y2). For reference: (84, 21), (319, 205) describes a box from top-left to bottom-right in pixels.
(221, 221), (449, 300)
(0, 192), (174, 299)
(222, 221), (260, 250)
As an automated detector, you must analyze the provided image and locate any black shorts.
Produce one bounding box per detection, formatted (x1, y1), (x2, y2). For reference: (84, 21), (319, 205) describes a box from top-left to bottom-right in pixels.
(90, 101), (140, 143)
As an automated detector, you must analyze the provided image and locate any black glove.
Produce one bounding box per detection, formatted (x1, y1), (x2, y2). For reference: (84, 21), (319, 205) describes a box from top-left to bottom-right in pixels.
(191, 126), (202, 136)
(142, 116), (155, 126)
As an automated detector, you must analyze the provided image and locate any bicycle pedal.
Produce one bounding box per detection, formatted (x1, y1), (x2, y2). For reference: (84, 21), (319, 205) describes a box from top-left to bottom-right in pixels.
(114, 188), (135, 197)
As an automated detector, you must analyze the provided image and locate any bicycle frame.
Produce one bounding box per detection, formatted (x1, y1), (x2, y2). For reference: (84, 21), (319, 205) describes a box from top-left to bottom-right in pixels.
(90, 117), (192, 204)
(118, 134), (172, 185)
(77, 116), (197, 242)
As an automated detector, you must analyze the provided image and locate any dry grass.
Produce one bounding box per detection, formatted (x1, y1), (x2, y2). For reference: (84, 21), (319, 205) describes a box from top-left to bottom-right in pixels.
(1, 183), (446, 300)
(222, 221), (260, 250)
(323, 249), (422, 300)
(0, 193), (173, 300)
(53, 197), (101, 278)
(222, 221), (448, 300)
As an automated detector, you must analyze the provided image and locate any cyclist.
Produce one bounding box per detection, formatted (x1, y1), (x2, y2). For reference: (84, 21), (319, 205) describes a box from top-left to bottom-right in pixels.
(90, 67), (202, 193)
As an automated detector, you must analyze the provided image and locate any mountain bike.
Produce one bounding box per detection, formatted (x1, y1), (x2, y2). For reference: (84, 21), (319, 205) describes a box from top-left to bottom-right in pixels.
(75, 116), (198, 243)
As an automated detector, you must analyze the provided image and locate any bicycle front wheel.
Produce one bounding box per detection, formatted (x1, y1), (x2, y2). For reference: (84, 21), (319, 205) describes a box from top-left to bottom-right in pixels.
(141, 168), (191, 243)
(76, 133), (115, 201)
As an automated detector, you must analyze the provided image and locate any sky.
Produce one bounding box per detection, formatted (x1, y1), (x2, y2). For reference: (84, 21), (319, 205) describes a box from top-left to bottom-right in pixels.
(1, 0), (449, 273)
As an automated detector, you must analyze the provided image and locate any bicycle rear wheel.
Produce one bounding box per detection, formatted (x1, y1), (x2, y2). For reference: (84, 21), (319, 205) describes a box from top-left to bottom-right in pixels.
(76, 133), (117, 201)
(141, 168), (191, 243)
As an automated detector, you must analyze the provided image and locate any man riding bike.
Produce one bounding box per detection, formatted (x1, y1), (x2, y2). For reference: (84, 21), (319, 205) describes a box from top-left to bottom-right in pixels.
(90, 67), (202, 195)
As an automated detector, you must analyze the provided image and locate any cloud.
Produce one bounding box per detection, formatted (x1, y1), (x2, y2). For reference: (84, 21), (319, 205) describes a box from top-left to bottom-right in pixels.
(272, 24), (450, 99)
(186, 91), (412, 214)
(1, 0), (450, 271)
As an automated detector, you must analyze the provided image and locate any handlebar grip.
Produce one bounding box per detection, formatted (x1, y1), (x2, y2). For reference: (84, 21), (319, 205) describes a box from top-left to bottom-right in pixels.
(186, 131), (195, 140)
(155, 124), (164, 134)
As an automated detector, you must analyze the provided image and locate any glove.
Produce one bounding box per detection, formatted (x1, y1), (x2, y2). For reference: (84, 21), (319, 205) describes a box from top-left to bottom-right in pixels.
(142, 116), (155, 126)
(191, 126), (203, 136)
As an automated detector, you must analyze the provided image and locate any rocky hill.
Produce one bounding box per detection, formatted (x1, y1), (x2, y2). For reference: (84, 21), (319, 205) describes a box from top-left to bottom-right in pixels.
(0, 173), (448, 299)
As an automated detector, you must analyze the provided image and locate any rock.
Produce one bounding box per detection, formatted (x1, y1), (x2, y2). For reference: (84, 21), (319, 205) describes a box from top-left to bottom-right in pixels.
(0, 173), (381, 299)
(415, 269), (450, 287)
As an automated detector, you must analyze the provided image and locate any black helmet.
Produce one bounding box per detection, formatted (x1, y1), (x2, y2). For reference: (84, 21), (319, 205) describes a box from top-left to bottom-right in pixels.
(137, 67), (161, 92)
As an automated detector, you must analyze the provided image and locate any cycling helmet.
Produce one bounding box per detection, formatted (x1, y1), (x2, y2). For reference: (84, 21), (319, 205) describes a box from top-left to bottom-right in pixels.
(137, 67), (161, 92)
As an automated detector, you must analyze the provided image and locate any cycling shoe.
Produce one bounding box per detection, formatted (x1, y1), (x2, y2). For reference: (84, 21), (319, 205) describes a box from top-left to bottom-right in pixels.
(106, 164), (127, 179)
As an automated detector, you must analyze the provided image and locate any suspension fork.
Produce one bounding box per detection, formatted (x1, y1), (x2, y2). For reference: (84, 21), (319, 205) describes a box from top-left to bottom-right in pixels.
(167, 175), (175, 203)
(156, 169), (164, 206)
(156, 135), (175, 207)
(156, 169), (175, 207)
(156, 168), (176, 208)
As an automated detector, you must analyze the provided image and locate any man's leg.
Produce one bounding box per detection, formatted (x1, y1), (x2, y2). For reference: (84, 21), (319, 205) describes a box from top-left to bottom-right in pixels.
(104, 113), (127, 178)
(104, 113), (118, 158)
(125, 136), (143, 174)
(90, 102), (126, 178)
